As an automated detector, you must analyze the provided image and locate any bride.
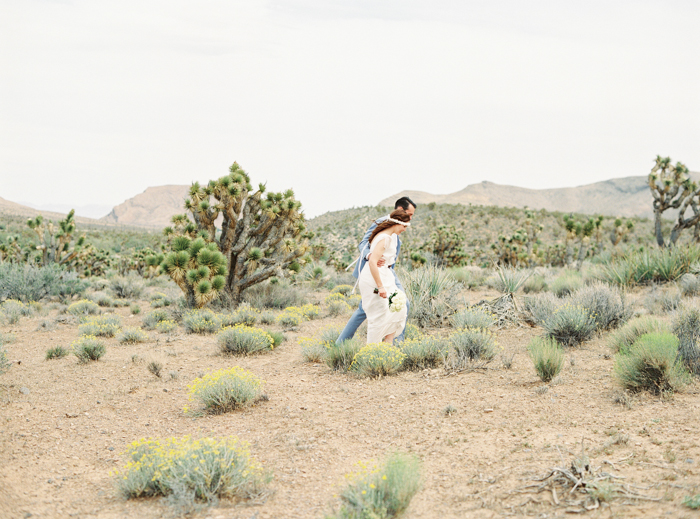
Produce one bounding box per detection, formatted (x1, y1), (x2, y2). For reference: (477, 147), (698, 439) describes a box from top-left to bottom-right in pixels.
(358, 208), (411, 344)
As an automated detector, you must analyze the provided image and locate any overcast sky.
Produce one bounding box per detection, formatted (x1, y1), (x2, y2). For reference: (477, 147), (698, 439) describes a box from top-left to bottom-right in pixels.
(1, 0), (698, 219)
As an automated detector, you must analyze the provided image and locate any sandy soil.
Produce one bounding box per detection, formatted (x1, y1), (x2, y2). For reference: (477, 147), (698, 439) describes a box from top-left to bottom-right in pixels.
(1, 287), (699, 519)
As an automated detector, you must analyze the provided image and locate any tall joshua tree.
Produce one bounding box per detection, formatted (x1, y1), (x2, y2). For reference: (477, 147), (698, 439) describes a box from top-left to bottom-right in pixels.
(161, 163), (311, 307)
(648, 155), (697, 247)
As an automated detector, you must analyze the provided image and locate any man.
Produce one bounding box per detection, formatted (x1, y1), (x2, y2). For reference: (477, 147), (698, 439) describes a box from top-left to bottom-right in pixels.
(336, 197), (417, 344)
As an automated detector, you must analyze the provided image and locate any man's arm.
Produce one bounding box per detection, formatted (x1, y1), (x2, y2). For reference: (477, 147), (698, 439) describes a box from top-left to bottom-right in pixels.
(358, 221), (378, 257)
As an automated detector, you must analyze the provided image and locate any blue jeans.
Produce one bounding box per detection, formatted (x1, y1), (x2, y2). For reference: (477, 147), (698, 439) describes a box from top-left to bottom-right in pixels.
(336, 273), (409, 344)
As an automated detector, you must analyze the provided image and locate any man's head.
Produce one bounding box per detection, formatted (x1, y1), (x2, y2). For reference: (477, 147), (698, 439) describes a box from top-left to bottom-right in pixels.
(394, 196), (416, 220)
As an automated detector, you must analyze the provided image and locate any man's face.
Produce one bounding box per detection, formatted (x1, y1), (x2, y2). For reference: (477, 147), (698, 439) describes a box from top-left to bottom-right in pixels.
(405, 205), (415, 220)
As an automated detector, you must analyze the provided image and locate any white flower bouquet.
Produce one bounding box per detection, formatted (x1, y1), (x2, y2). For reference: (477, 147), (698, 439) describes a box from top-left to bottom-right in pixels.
(388, 291), (406, 313)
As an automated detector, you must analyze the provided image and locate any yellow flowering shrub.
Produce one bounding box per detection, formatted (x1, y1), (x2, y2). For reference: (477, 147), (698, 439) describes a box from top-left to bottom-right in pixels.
(77, 314), (122, 337)
(300, 303), (319, 320)
(350, 343), (406, 378)
(186, 367), (264, 414)
(71, 335), (106, 363)
(329, 452), (421, 519)
(275, 306), (305, 328)
(299, 337), (326, 363)
(66, 299), (100, 316)
(183, 309), (220, 334)
(330, 284), (354, 296)
(217, 325), (274, 355)
(114, 435), (269, 502)
(117, 327), (149, 344)
(155, 319), (177, 334)
(325, 292), (347, 305)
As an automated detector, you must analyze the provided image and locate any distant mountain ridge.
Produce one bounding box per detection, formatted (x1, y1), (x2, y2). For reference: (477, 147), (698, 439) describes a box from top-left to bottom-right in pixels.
(379, 174), (700, 220)
(100, 185), (189, 228)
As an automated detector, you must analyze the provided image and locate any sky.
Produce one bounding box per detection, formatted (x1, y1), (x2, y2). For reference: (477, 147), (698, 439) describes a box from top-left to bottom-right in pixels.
(1, 0), (698, 219)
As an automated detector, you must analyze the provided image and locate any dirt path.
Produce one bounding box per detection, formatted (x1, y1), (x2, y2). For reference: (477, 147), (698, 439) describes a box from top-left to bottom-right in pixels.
(1, 291), (699, 518)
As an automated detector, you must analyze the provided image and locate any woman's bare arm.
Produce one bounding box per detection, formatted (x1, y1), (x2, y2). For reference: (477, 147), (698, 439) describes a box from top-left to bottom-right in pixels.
(368, 237), (388, 298)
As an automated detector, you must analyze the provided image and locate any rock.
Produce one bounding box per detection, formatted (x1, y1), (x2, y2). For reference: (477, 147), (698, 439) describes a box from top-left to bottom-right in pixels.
(20, 387), (30, 395)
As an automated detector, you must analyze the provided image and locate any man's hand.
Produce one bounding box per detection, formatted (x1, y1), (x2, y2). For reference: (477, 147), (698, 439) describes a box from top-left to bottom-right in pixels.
(376, 257), (386, 267)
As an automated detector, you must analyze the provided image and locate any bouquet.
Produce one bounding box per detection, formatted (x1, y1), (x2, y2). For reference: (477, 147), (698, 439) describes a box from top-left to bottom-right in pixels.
(388, 291), (406, 313)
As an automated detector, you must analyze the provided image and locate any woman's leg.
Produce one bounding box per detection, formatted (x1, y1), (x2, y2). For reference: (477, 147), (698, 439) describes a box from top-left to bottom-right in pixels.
(383, 333), (395, 343)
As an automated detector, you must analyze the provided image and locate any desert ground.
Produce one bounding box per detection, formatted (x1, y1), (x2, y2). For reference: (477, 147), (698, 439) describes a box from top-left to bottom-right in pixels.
(1, 285), (699, 519)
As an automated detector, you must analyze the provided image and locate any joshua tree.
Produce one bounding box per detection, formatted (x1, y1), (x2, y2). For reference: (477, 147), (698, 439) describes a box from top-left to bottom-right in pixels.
(648, 155), (697, 247)
(610, 218), (634, 247)
(0, 236), (23, 263)
(160, 162), (311, 306)
(422, 225), (468, 267)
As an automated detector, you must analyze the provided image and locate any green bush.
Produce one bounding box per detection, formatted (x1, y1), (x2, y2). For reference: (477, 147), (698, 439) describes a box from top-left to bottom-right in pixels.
(299, 337), (326, 363)
(542, 303), (596, 347)
(89, 292), (116, 307)
(683, 494), (700, 510)
(268, 330), (285, 348)
(78, 315), (122, 337)
(328, 452), (421, 519)
(527, 337), (564, 382)
(217, 325), (274, 355)
(614, 332), (690, 394)
(186, 367), (264, 414)
(183, 309), (220, 334)
(243, 279), (309, 309)
(45, 345), (69, 360)
(491, 268), (531, 295)
(67, 299), (101, 317)
(155, 319), (177, 334)
(400, 336), (448, 370)
(72, 335), (106, 363)
(149, 292), (173, 308)
(595, 245), (700, 286)
(116, 436), (269, 502)
(130, 304), (141, 315)
(117, 327), (149, 344)
(350, 343), (406, 378)
(450, 328), (498, 364)
(450, 306), (496, 330)
(0, 345), (10, 375)
(398, 265), (462, 328)
(142, 309), (170, 330)
(608, 316), (669, 354)
(523, 292), (560, 326)
(259, 310), (275, 324)
(523, 274), (547, 294)
(570, 282), (630, 331)
(326, 339), (363, 372)
(550, 271), (583, 297)
(328, 299), (352, 317)
(0, 299), (35, 324)
(109, 274), (144, 300)
(0, 263), (86, 302)
(671, 306), (700, 375)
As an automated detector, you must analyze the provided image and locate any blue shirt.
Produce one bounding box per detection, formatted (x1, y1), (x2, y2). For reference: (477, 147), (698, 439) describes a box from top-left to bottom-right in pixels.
(351, 216), (402, 279)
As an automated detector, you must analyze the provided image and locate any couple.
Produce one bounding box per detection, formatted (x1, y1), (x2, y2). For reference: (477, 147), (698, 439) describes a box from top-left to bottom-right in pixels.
(337, 197), (417, 345)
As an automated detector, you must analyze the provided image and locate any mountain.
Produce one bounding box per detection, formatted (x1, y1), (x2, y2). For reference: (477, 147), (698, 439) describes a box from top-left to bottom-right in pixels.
(0, 196), (104, 226)
(100, 185), (189, 228)
(379, 175), (699, 219)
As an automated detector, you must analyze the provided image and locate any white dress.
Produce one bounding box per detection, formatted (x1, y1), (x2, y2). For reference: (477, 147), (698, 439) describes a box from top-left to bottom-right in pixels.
(358, 233), (408, 343)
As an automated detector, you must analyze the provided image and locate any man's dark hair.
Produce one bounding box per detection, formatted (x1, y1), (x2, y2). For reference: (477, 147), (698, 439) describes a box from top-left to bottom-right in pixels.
(395, 196), (417, 210)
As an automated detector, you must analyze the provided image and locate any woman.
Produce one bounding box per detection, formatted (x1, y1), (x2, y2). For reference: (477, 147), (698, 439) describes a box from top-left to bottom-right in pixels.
(358, 208), (411, 343)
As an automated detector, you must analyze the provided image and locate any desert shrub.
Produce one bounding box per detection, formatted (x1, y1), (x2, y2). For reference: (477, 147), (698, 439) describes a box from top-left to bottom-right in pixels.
(542, 303), (596, 347)
(346, 294), (362, 306)
(109, 274), (144, 300)
(614, 332), (690, 393)
(571, 282), (631, 331)
(329, 452), (421, 519)
(683, 494), (700, 510)
(149, 292), (173, 308)
(450, 307), (496, 330)
(186, 367), (264, 414)
(142, 309), (171, 330)
(267, 330), (284, 347)
(217, 325), (274, 355)
(155, 319), (177, 334)
(89, 291), (115, 307)
(523, 274), (547, 294)
(527, 337), (565, 382)
(147, 361), (162, 377)
(326, 339), (364, 372)
(243, 279), (308, 309)
(130, 304), (141, 314)
(0, 332), (16, 345)
(350, 343), (406, 378)
(325, 292), (347, 304)
(0, 263), (86, 302)
(183, 309), (220, 334)
(301, 303), (319, 320)
(115, 436), (269, 502)
(319, 324), (344, 346)
(0, 345), (11, 375)
(78, 315), (122, 337)
(398, 265), (462, 328)
(608, 316), (669, 354)
(400, 336), (448, 370)
(0, 299), (34, 324)
(643, 287), (681, 314)
(299, 337), (326, 363)
(596, 245), (700, 286)
(679, 273), (700, 297)
(523, 292), (560, 326)
(402, 323), (423, 341)
(118, 327), (149, 344)
(45, 345), (69, 360)
(448, 267), (488, 289)
(275, 306), (311, 328)
(449, 328), (498, 364)
(72, 335), (106, 363)
(550, 271), (583, 297)
(232, 303), (259, 326)
(331, 284), (354, 296)
(258, 310), (275, 324)
(67, 299), (100, 317)
(328, 299), (352, 317)
(491, 268), (531, 295)
(671, 305), (700, 375)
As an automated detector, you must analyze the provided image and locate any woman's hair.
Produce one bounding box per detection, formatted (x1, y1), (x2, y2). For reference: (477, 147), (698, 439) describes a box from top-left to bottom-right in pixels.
(368, 208), (411, 245)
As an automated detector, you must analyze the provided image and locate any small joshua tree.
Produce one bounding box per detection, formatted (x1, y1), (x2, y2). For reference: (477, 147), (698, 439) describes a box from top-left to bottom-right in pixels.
(648, 155), (697, 247)
(423, 225), (468, 267)
(610, 218), (634, 247)
(161, 162), (311, 306)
